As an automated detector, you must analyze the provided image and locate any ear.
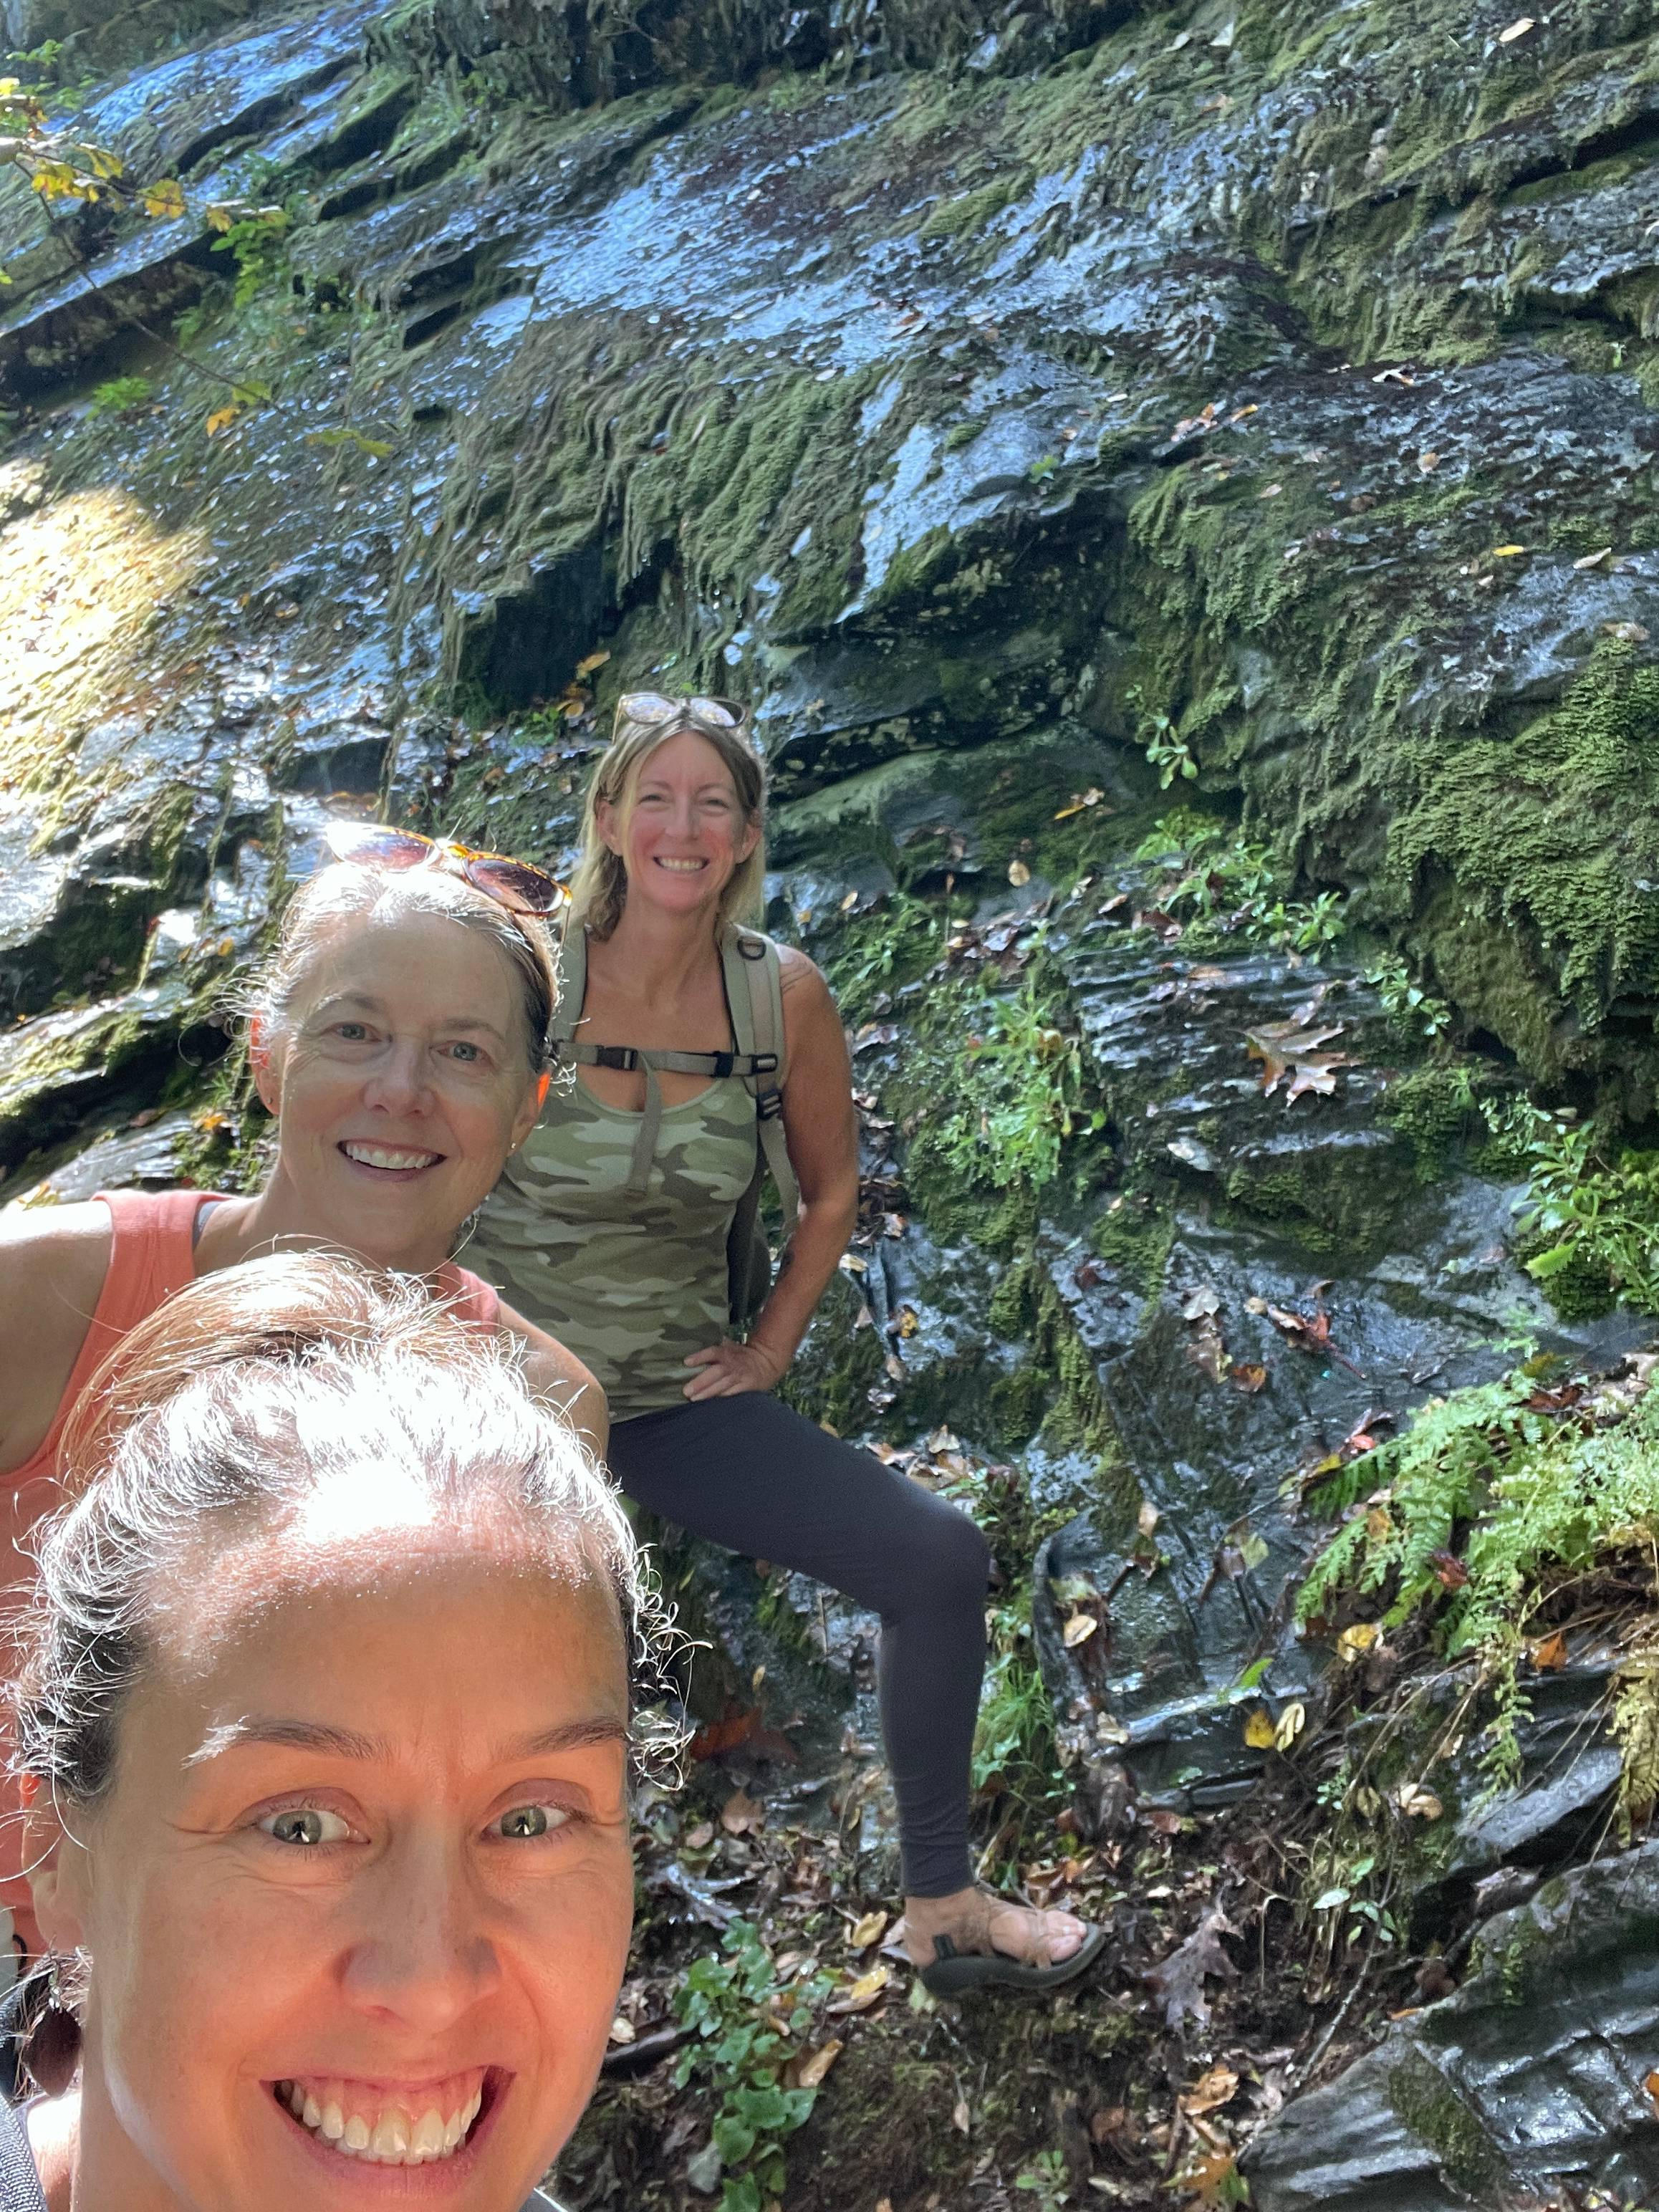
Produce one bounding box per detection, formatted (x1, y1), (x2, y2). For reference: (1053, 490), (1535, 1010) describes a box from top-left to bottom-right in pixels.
(594, 794), (625, 860)
(249, 1014), (283, 1119)
(22, 1778), (90, 1958)
(509, 1073), (549, 1154)
(736, 817), (762, 866)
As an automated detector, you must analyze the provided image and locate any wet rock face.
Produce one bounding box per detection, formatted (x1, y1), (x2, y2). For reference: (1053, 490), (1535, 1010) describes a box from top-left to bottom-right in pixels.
(1245, 1839), (1659, 2211)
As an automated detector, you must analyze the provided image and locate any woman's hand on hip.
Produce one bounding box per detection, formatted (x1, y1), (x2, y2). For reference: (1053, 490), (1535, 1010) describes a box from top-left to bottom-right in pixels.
(683, 1338), (788, 1400)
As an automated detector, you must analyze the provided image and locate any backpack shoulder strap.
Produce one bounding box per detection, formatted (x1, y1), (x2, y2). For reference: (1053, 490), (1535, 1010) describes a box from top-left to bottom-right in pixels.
(721, 926), (799, 1236)
(550, 921), (587, 1052)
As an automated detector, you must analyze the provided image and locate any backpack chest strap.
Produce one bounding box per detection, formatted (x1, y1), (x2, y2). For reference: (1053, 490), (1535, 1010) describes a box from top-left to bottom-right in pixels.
(562, 1043), (781, 1082)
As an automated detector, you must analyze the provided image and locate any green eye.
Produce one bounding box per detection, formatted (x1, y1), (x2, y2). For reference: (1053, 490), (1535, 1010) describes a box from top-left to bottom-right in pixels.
(496, 1803), (569, 1840)
(260, 1807), (350, 1847)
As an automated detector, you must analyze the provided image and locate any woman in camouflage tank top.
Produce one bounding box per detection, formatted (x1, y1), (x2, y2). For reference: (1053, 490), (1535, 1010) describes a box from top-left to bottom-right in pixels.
(473, 695), (1105, 1996)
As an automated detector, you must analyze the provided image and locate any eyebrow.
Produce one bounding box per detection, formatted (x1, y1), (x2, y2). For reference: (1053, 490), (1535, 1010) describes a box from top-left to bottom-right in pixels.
(307, 991), (509, 1044)
(187, 1715), (629, 1766)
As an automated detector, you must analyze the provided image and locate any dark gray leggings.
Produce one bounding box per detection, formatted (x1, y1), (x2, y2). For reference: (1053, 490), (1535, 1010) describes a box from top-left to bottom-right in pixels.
(606, 1392), (991, 1898)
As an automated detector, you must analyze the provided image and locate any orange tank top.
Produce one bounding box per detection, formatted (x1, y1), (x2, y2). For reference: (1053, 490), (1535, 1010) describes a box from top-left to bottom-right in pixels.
(9, 1188), (503, 1490)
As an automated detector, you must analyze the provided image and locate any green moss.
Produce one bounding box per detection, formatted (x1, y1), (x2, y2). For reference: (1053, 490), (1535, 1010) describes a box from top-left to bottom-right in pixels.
(1090, 1190), (1173, 1295)
(1386, 2048), (1511, 2198)
(918, 173), (1028, 240)
(777, 1267), (886, 1435)
(1376, 1064), (1484, 1178)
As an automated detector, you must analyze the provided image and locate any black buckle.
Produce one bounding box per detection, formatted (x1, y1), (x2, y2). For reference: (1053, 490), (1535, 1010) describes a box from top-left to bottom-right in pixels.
(709, 1051), (736, 1079)
(756, 1088), (784, 1120)
(592, 1044), (639, 1072)
(751, 1053), (779, 1076)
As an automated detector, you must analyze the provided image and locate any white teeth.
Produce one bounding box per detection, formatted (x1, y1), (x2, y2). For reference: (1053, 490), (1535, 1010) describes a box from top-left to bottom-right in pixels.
(656, 857), (706, 870)
(279, 2082), (479, 2166)
(343, 1143), (438, 1170)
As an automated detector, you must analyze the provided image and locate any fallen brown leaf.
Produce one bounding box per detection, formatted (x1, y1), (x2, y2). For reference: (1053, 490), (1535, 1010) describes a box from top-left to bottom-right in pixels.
(1147, 1902), (1240, 2033)
(719, 1789), (764, 1836)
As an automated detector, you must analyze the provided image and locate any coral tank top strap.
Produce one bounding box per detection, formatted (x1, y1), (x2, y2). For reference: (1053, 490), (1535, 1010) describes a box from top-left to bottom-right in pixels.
(436, 1263), (500, 1330)
(11, 1187), (217, 1488)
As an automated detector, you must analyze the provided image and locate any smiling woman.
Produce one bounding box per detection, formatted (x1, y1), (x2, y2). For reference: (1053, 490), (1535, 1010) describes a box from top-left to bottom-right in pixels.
(1, 1250), (660, 2212)
(0, 847), (607, 1957)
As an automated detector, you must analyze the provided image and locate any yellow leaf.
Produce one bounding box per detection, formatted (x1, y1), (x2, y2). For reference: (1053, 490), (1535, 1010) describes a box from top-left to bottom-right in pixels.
(828, 1963), (890, 2015)
(1529, 1629), (1567, 1670)
(142, 178), (186, 218)
(1274, 1700), (1306, 1751)
(1395, 1782), (1443, 1820)
(1489, 544), (1528, 557)
(849, 1910), (887, 1949)
(204, 201), (238, 232)
(1138, 1500), (1161, 1539)
(1417, 449), (1440, 473)
(206, 405), (240, 437)
(1063, 1612), (1099, 1648)
(794, 2039), (842, 2089)
(1572, 547), (1612, 572)
(840, 890), (859, 912)
(1337, 1622), (1380, 1663)
(1008, 858), (1032, 887)
(1497, 14), (1534, 39)
(0, 79), (19, 96)
(1182, 2063), (1239, 2116)
(575, 649), (610, 677)
(1242, 1707), (1275, 1749)
(85, 145), (125, 181)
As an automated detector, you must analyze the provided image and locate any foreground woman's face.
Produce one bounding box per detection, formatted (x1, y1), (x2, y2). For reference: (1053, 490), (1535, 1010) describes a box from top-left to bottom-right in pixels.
(42, 1518), (633, 2212)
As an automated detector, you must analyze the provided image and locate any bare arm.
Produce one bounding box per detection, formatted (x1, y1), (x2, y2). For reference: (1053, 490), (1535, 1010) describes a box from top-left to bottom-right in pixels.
(494, 1300), (611, 1458)
(0, 1204), (113, 1477)
(683, 946), (860, 1400)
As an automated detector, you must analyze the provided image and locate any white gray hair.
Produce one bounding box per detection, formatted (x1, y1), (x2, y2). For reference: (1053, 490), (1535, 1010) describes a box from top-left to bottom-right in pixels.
(12, 1252), (675, 1807)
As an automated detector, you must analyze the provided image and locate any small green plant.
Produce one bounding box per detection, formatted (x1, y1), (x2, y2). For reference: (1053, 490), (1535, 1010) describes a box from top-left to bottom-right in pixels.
(928, 963), (1105, 1194)
(1297, 1362), (1659, 1795)
(1133, 814), (1349, 958)
(1125, 683), (1198, 788)
(673, 1921), (834, 2212)
(1367, 954), (1452, 1043)
(822, 892), (943, 1023)
(208, 202), (290, 308)
(1484, 1097), (1659, 1314)
(86, 374), (153, 415)
(1014, 2148), (1071, 2210)
(972, 1599), (1064, 1817)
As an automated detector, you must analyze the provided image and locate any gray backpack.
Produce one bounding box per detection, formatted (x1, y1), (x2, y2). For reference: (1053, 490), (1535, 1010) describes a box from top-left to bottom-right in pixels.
(551, 922), (799, 1328)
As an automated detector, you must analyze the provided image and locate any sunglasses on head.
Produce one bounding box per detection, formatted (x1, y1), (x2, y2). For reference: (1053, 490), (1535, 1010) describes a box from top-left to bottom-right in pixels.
(615, 691), (753, 742)
(322, 822), (566, 916)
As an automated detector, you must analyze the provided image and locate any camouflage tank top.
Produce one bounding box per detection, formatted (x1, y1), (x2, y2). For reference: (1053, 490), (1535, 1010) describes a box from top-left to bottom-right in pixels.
(473, 1063), (759, 1423)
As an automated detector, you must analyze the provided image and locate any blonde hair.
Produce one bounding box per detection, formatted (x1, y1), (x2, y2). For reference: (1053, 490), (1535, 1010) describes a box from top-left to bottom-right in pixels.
(249, 860), (559, 1072)
(568, 712), (766, 941)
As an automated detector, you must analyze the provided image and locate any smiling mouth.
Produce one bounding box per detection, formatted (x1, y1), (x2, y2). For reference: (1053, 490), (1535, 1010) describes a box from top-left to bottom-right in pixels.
(338, 1143), (446, 1174)
(653, 857), (708, 872)
(272, 2070), (491, 2166)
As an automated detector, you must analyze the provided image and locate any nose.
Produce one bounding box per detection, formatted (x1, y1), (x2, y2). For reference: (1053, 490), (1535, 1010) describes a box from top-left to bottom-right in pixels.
(339, 1833), (503, 2033)
(360, 1037), (433, 1116)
